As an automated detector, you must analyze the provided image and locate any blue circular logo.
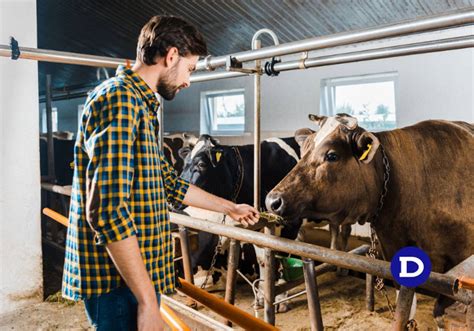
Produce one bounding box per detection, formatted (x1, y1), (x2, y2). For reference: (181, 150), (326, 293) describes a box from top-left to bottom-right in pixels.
(390, 247), (431, 288)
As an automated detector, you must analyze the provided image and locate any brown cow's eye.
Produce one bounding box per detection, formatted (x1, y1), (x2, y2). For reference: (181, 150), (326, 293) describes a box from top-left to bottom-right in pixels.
(325, 152), (339, 162)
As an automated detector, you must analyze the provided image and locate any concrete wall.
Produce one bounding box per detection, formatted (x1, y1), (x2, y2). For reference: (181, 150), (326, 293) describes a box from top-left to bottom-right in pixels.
(0, 0), (43, 314)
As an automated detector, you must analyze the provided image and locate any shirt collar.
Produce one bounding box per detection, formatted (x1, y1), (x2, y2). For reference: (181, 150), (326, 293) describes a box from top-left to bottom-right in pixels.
(116, 65), (160, 113)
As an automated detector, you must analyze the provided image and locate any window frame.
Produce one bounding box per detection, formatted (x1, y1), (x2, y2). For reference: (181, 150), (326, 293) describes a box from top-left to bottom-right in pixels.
(320, 72), (399, 131)
(200, 88), (246, 136)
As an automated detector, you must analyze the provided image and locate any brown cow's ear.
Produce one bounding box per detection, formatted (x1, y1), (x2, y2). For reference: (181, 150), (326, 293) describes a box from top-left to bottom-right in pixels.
(294, 128), (315, 147)
(356, 131), (380, 164)
(308, 114), (327, 127)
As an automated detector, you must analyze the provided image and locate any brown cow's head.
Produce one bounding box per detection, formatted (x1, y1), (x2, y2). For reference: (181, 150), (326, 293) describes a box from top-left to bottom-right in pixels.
(266, 113), (382, 226)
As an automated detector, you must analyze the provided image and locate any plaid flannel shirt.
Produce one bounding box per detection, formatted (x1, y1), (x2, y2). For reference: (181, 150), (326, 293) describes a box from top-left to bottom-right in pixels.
(62, 66), (189, 300)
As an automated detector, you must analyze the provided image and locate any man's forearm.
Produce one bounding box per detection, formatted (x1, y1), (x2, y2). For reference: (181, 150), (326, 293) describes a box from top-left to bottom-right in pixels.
(182, 184), (234, 214)
(106, 236), (157, 305)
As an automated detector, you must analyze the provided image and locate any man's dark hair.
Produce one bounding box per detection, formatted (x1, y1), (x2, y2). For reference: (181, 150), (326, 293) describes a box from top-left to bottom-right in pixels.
(137, 16), (208, 65)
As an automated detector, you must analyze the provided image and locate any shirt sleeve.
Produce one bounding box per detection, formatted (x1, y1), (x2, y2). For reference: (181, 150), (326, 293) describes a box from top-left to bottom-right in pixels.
(83, 86), (140, 245)
(158, 151), (190, 210)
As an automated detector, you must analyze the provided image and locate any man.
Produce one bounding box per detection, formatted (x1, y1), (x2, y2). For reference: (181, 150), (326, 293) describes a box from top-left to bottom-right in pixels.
(62, 16), (259, 331)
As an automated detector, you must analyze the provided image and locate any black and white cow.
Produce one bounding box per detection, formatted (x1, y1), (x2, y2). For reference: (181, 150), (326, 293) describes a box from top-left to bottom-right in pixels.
(179, 134), (309, 311)
(180, 134), (303, 236)
(163, 133), (198, 174)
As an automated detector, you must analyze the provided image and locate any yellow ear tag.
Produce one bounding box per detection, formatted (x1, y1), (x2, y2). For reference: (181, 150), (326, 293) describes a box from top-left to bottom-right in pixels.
(70, 161), (74, 169)
(215, 152), (222, 163)
(359, 144), (372, 161)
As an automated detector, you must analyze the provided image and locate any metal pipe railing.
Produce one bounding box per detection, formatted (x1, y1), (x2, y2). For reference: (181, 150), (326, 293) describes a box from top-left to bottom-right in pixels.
(276, 35), (474, 71)
(40, 206), (473, 305)
(189, 35), (474, 82)
(41, 207), (278, 330)
(2, 34), (472, 86)
(169, 212), (472, 305)
(0, 45), (126, 68)
(160, 303), (191, 331)
(177, 278), (278, 331)
(195, 9), (474, 71)
(161, 295), (233, 331)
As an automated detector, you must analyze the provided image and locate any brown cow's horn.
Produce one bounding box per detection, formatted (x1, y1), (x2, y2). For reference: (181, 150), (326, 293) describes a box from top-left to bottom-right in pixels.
(335, 114), (358, 130)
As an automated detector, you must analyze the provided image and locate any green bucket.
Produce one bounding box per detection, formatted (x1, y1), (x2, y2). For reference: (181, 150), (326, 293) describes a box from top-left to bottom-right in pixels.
(276, 255), (304, 282)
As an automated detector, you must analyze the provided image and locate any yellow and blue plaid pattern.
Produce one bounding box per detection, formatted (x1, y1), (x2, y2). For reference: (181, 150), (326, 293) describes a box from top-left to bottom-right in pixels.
(62, 66), (189, 300)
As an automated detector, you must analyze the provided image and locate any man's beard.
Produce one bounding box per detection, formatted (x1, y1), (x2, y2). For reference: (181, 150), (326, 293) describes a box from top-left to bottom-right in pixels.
(156, 65), (179, 101)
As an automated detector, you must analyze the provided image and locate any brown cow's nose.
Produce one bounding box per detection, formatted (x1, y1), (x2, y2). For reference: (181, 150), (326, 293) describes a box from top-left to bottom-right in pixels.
(265, 192), (285, 215)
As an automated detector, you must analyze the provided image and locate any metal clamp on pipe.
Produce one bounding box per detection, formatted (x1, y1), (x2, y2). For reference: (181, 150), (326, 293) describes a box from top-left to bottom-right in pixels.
(203, 55), (214, 71)
(10, 37), (20, 60)
(264, 57), (281, 76)
(226, 55), (258, 74)
(299, 51), (308, 69)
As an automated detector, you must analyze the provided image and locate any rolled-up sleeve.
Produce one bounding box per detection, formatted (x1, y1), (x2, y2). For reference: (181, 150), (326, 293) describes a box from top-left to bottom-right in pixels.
(83, 86), (139, 245)
(159, 151), (190, 209)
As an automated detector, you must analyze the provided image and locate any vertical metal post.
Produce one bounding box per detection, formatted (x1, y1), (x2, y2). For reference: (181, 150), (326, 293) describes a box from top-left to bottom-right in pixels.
(263, 224), (276, 325)
(45, 74), (55, 182)
(366, 273), (375, 312)
(392, 286), (416, 331)
(225, 239), (241, 326)
(178, 226), (197, 308)
(303, 258), (324, 331)
(253, 39), (261, 210)
(178, 226), (194, 284)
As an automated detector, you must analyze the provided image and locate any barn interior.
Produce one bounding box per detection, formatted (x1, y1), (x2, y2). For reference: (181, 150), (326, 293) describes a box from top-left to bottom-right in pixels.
(1, 0), (473, 330)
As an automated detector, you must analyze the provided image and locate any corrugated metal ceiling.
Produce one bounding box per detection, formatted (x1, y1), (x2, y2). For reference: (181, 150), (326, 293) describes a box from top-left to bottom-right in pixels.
(37, 0), (474, 94)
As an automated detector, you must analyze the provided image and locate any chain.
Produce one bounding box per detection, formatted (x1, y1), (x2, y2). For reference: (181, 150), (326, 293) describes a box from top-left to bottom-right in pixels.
(372, 145), (390, 227)
(200, 215), (227, 289)
(367, 145), (395, 317)
(369, 226), (395, 318)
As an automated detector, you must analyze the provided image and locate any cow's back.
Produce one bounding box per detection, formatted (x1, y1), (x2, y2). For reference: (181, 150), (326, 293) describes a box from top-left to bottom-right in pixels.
(376, 120), (473, 271)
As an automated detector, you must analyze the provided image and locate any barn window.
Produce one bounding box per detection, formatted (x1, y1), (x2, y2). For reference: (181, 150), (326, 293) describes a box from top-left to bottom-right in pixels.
(200, 89), (245, 135)
(40, 107), (58, 133)
(320, 72), (398, 131)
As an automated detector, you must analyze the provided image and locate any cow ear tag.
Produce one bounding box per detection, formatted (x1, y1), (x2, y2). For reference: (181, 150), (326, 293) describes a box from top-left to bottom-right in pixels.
(359, 144), (372, 161)
(215, 152), (222, 163)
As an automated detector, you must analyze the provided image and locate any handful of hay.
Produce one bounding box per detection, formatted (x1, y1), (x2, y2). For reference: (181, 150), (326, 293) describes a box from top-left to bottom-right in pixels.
(259, 211), (285, 225)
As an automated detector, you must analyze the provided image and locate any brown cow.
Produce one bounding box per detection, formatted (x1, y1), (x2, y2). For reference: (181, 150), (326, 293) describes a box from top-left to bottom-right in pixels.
(266, 114), (474, 327)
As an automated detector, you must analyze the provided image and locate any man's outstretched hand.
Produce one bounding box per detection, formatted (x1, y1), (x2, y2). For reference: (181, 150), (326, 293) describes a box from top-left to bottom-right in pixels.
(227, 204), (260, 227)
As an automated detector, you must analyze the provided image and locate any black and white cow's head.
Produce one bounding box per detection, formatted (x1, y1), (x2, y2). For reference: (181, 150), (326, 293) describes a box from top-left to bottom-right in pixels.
(180, 135), (242, 201)
(163, 133), (198, 174)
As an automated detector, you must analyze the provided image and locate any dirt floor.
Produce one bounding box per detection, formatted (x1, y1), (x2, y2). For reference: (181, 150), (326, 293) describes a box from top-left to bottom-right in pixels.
(0, 272), (438, 330)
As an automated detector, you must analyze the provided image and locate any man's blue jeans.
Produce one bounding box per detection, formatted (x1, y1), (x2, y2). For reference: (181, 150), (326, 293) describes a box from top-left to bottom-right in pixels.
(84, 287), (161, 330)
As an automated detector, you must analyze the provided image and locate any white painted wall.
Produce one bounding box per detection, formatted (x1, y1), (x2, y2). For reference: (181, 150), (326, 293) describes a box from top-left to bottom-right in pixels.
(164, 26), (474, 143)
(0, 0), (42, 314)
